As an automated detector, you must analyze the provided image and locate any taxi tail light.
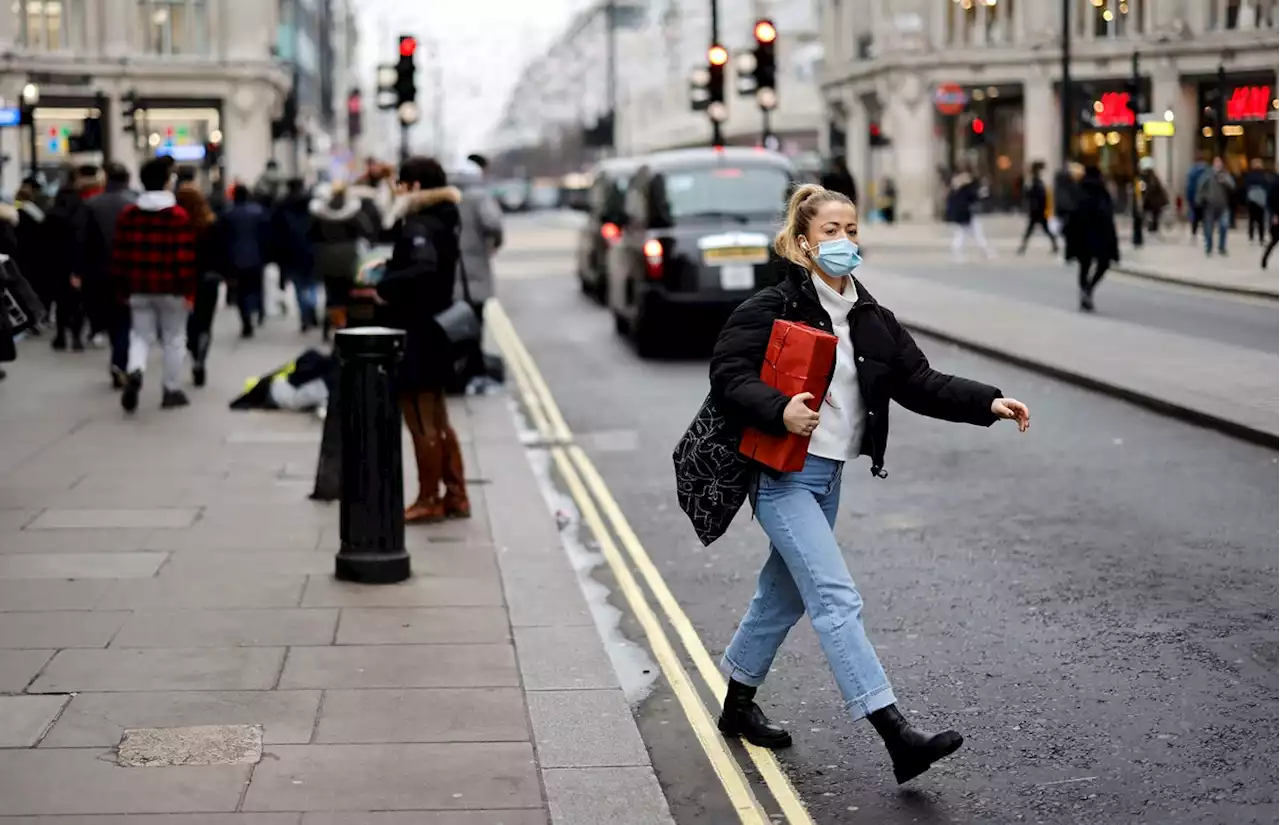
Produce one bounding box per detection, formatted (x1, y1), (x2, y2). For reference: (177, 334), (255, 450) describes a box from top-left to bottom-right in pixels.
(600, 222), (621, 244)
(643, 238), (664, 280)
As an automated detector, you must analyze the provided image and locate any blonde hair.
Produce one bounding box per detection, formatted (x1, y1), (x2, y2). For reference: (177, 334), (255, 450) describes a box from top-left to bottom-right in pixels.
(774, 184), (855, 267)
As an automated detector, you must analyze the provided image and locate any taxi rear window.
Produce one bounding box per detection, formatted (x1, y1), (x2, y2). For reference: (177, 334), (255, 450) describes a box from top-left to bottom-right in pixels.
(654, 166), (789, 221)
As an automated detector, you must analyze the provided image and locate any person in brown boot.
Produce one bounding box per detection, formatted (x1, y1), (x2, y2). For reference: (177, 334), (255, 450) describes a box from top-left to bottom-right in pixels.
(376, 156), (470, 523)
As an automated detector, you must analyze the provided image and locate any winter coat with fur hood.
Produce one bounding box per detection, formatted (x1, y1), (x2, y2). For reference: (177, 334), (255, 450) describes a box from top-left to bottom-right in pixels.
(378, 185), (463, 392)
(307, 193), (375, 302)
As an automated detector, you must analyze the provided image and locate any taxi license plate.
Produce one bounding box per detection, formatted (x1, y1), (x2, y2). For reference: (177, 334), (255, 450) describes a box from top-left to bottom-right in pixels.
(720, 264), (755, 290)
(703, 247), (768, 265)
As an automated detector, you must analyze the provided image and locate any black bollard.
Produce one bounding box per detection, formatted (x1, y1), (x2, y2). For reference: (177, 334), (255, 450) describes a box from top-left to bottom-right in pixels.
(334, 327), (411, 584)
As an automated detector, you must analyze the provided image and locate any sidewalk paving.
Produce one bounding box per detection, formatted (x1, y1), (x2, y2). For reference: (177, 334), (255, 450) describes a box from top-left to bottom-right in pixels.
(0, 309), (674, 823)
(862, 216), (1278, 298)
(866, 266), (1279, 446)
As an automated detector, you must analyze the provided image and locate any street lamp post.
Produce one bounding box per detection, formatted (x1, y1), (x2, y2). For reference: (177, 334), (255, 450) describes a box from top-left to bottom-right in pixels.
(1059, 0), (1072, 170)
(21, 82), (39, 180)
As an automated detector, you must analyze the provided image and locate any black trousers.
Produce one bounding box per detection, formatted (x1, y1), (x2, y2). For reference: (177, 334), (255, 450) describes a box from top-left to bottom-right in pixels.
(187, 275), (220, 366)
(1247, 204), (1266, 242)
(1019, 214), (1058, 252)
(228, 267), (264, 334)
(53, 283), (84, 344)
(1262, 222), (1279, 269)
(1078, 257), (1110, 297)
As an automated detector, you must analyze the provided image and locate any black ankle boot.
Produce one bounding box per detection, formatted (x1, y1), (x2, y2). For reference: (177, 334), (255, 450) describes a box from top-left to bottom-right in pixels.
(867, 704), (963, 784)
(717, 679), (792, 749)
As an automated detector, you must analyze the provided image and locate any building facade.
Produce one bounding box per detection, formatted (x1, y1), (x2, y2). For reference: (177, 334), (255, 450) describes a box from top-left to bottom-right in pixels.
(0, 0), (359, 193)
(818, 0), (1279, 220)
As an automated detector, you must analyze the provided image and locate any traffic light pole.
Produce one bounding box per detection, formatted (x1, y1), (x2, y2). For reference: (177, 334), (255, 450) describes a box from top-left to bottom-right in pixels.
(605, 0), (617, 156)
(1215, 64), (1228, 158)
(1059, 0), (1072, 170)
(709, 0), (723, 146)
(399, 121), (410, 165)
(1131, 51), (1143, 248)
(762, 109), (772, 149)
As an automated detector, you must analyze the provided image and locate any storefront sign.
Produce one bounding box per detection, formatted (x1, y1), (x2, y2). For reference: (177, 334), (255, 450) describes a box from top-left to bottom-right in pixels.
(0, 107), (19, 127)
(1226, 85), (1273, 121)
(156, 144), (206, 162)
(933, 82), (967, 116)
(1094, 92), (1134, 128)
(1142, 121), (1175, 137)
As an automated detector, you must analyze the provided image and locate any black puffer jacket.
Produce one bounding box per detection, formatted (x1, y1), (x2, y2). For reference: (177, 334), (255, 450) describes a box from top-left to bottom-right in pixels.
(709, 263), (1002, 477)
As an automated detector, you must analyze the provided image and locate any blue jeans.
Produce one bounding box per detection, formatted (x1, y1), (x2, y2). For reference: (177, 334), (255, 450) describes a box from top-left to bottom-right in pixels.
(286, 268), (319, 329)
(1202, 210), (1228, 253)
(722, 455), (896, 718)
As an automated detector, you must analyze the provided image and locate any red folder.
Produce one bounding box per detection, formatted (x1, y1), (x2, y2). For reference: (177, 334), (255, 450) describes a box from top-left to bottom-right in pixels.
(739, 320), (838, 473)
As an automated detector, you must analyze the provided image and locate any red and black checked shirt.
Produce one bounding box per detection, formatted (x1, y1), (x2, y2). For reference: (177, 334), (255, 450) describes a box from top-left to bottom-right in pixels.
(110, 204), (198, 298)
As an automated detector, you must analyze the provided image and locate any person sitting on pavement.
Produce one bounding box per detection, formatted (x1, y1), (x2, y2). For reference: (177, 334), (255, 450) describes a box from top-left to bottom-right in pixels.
(307, 181), (376, 339)
(707, 182), (1030, 784)
(111, 157), (198, 413)
(1195, 156), (1235, 257)
(222, 183), (271, 339)
(176, 183), (225, 389)
(1069, 165), (1120, 313)
(85, 162), (138, 388)
(377, 156), (470, 523)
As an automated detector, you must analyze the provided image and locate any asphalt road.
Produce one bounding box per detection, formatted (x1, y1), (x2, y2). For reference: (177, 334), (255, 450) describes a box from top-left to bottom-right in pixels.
(867, 251), (1277, 354)
(495, 213), (1278, 825)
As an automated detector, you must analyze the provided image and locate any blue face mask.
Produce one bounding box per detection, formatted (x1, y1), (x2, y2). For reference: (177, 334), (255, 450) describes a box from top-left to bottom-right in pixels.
(809, 237), (861, 278)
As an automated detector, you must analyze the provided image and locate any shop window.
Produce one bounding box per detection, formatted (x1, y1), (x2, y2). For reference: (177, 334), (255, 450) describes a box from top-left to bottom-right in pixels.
(946, 0), (979, 45)
(1087, 0), (1141, 38)
(15, 0), (85, 50)
(137, 0), (209, 55)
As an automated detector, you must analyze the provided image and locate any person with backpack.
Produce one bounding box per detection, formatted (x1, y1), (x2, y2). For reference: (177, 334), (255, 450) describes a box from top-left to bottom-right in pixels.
(1242, 158), (1275, 245)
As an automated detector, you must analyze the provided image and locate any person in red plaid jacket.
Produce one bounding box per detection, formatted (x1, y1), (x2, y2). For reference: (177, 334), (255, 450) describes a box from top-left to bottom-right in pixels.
(111, 158), (198, 413)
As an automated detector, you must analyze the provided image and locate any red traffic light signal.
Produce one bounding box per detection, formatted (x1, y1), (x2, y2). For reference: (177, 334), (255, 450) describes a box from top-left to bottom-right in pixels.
(399, 36), (417, 57)
(754, 20), (777, 43)
(971, 117), (985, 135)
(708, 45), (728, 66)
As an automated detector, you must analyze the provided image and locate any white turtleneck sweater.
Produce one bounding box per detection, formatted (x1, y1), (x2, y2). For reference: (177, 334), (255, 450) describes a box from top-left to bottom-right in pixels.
(807, 274), (866, 462)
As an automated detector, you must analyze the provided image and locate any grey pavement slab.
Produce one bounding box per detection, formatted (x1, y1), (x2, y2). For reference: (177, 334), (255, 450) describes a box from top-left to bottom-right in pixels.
(96, 575), (306, 609)
(0, 507), (38, 530)
(0, 552), (168, 579)
(871, 268), (1280, 443)
(0, 579), (110, 610)
(335, 607), (510, 645)
(29, 647), (286, 693)
(111, 608), (338, 648)
(242, 742), (542, 812)
(513, 627), (619, 690)
(42, 690), (321, 747)
(141, 525), (324, 553)
(315, 687), (528, 744)
(26, 508), (201, 530)
(279, 644), (518, 689)
(503, 577), (594, 629)
(0, 694), (69, 746)
(162, 550), (335, 577)
(117, 723), (263, 767)
(526, 690), (648, 769)
(0, 610), (129, 649)
(543, 767), (675, 825)
(0, 649), (54, 692)
(0, 748), (251, 815)
(0, 816), (300, 825)
(0, 527), (155, 553)
(302, 814), (546, 825)
(301, 575), (504, 608)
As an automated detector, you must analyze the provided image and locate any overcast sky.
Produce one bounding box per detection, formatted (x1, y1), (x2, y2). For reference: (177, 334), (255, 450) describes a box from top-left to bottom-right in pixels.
(355, 0), (592, 159)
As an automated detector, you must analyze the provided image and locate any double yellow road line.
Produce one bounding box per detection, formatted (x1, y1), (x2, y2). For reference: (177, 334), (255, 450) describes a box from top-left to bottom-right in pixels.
(487, 301), (814, 825)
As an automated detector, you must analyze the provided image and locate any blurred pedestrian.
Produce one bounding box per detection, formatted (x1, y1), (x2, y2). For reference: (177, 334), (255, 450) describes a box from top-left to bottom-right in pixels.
(176, 183), (224, 388)
(452, 159), (503, 323)
(1017, 162), (1057, 255)
(945, 168), (992, 259)
(13, 179), (52, 325)
(1071, 165), (1120, 312)
(222, 184), (270, 338)
(253, 159), (283, 207)
(111, 158), (198, 412)
(820, 156), (858, 207)
(1053, 162), (1084, 262)
(1242, 158), (1274, 244)
(377, 156), (469, 523)
(1139, 164), (1169, 236)
(270, 177), (318, 331)
(85, 162), (138, 387)
(307, 181), (375, 338)
(1195, 156), (1235, 256)
(706, 182), (1030, 783)
(46, 164), (103, 351)
(1261, 181), (1278, 270)
(1185, 155), (1209, 239)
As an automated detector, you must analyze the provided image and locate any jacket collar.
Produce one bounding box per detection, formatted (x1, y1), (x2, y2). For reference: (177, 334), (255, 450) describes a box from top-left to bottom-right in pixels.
(388, 185), (461, 220)
(137, 190), (177, 211)
(783, 260), (876, 309)
(309, 196), (362, 221)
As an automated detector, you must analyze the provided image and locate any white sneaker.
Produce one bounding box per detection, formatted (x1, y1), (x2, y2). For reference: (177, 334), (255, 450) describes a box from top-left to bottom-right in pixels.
(89, 333), (107, 349)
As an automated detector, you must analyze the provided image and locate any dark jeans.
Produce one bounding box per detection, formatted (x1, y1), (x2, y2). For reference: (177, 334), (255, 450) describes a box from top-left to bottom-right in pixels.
(1247, 204), (1266, 242)
(1018, 214), (1058, 252)
(230, 266), (264, 335)
(1202, 211), (1229, 254)
(108, 301), (130, 375)
(286, 268), (319, 330)
(53, 284), (84, 344)
(1262, 222), (1279, 269)
(187, 274), (220, 366)
(1078, 257), (1110, 297)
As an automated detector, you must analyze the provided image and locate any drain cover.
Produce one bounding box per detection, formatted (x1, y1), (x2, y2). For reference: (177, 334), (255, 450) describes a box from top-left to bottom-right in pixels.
(117, 724), (263, 767)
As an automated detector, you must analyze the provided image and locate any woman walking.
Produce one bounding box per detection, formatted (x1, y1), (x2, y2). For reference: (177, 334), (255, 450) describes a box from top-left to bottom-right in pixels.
(308, 182), (375, 339)
(176, 183), (223, 387)
(1069, 166), (1120, 312)
(377, 157), (470, 522)
(709, 183), (1030, 784)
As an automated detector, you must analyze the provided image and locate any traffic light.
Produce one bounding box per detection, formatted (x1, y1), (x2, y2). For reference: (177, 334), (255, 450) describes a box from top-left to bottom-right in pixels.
(120, 89), (138, 135)
(272, 88), (298, 141)
(870, 122), (890, 147)
(752, 19), (777, 109)
(583, 111), (615, 149)
(347, 89), (362, 141)
(395, 35), (418, 113)
(969, 116), (986, 145)
(707, 44), (727, 120)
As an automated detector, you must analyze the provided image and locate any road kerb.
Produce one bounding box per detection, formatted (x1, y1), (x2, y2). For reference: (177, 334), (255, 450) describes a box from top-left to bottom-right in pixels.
(1112, 263), (1279, 300)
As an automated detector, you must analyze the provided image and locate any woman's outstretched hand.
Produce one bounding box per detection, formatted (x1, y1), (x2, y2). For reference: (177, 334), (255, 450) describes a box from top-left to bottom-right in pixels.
(783, 392), (821, 436)
(991, 398), (1031, 432)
